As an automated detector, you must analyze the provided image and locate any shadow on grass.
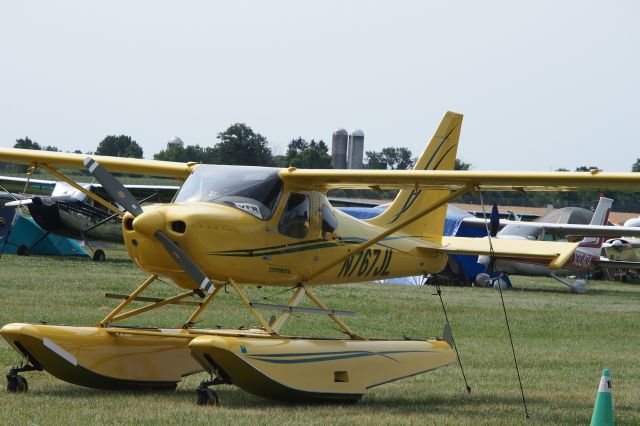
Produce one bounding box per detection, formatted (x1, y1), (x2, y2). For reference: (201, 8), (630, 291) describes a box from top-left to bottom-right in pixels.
(34, 255), (133, 265)
(503, 285), (640, 298)
(17, 382), (574, 414)
(12, 381), (638, 424)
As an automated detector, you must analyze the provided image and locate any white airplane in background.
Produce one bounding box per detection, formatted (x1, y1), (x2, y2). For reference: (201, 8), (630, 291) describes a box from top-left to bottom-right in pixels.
(597, 215), (640, 280)
(0, 175), (178, 259)
(477, 197), (640, 293)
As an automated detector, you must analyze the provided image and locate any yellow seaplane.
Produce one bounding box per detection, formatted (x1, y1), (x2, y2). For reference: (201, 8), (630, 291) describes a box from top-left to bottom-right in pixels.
(2, 112), (639, 405)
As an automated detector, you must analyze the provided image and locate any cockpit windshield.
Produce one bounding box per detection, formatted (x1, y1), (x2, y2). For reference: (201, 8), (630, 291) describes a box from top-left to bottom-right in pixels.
(174, 165), (283, 220)
(498, 223), (544, 240)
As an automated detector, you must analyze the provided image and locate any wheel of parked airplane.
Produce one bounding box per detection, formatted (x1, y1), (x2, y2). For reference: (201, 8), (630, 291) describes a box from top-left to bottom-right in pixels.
(92, 249), (106, 262)
(475, 273), (490, 287)
(196, 388), (219, 406)
(7, 375), (27, 393)
(16, 245), (28, 256)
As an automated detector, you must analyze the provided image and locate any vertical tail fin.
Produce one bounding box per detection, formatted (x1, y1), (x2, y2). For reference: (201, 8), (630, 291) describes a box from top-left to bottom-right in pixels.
(366, 111), (462, 242)
(579, 197), (613, 250)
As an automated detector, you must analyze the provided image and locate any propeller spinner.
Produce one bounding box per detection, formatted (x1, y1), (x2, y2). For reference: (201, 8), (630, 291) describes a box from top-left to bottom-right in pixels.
(83, 157), (214, 296)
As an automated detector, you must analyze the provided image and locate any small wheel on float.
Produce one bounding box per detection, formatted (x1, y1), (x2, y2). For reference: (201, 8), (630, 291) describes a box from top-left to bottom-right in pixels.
(7, 374), (28, 393)
(92, 249), (106, 262)
(196, 387), (219, 406)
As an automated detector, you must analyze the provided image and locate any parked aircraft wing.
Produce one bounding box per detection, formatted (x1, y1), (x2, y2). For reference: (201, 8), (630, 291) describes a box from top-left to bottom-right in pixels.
(459, 217), (640, 239)
(4, 195), (74, 207)
(433, 236), (578, 269)
(0, 175), (57, 195)
(593, 259), (640, 270)
(539, 223), (640, 238)
(1, 175), (181, 205)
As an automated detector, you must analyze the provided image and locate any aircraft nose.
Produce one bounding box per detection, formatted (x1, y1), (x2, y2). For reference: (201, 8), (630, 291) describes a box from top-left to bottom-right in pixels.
(132, 210), (165, 237)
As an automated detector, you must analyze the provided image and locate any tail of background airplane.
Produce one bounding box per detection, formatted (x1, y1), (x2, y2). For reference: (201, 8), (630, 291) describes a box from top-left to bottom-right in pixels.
(579, 197), (613, 252)
(366, 111), (462, 243)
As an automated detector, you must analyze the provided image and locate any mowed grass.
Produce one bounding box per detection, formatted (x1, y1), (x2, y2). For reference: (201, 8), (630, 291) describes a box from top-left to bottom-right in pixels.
(1, 249), (639, 425)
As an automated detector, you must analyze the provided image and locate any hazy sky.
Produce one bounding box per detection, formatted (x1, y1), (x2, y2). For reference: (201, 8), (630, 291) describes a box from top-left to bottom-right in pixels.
(1, 1), (639, 171)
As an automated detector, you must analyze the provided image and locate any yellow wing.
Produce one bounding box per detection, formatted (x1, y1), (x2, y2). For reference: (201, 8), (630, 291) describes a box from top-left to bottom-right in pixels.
(0, 148), (194, 179)
(436, 237), (577, 270)
(280, 169), (640, 192)
(5, 147), (640, 191)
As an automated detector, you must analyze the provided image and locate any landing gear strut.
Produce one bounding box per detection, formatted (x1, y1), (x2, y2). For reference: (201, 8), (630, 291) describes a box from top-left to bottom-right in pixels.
(6, 363), (41, 393)
(196, 377), (226, 406)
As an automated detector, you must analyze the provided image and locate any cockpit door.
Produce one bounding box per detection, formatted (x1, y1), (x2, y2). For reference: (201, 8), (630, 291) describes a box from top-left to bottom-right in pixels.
(263, 190), (320, 283)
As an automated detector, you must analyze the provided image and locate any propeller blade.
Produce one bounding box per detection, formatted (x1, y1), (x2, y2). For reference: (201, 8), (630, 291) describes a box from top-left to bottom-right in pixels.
(83, 157), (143, 217)
(490, 203), (500, 237)
(155, 230), (214, 296)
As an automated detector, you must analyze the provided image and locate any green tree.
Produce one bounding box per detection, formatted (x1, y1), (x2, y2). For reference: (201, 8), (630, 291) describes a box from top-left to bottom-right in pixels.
(213, 123), (273, 166)
(365, 147), (414, 170)
(95, 135), (143, 158)
(454, 159), (472, 170)
(154, 145), (215, 163)
(364, 151), (387, 169)
(14, 137), (41, 150)
(280, 138), (332, 169)
(632, 159), (640, 172)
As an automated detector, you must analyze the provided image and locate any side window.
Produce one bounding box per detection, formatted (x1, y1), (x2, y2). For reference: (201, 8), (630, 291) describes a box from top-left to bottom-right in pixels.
(322, 203), (338, 235)
(278, 193), (310, 239)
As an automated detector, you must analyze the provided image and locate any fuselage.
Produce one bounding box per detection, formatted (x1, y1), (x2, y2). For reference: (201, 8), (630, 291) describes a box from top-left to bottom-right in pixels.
(123, 165), (448, 289)
(27, 197), (123, 243)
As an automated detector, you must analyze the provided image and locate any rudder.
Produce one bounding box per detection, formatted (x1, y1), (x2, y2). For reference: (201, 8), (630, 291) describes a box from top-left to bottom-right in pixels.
(366, 111), (463, 242)
(579, 197), (613, 250)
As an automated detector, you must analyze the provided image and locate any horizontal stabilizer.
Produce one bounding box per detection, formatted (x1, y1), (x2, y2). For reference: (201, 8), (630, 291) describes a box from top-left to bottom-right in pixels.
(433, 236), (578, 270)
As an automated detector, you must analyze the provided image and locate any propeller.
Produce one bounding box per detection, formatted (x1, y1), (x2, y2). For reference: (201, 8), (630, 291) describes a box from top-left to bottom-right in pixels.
(602, 239), (634, 253)
(83, 158), (143, 216)
(83, 157), (214, 297)
(489, 203), (500, 238)
(155, 231), (214, 295)
(477, 203), (508, 288)
(611, 239), (624, 251)
(485, 203), (501, 273)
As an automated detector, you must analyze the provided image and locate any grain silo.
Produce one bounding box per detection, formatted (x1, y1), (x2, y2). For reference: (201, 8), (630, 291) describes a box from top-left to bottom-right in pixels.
(348, 129), (364, 169)
(331, 128), (348, 169)
(167, 136), (184, 150)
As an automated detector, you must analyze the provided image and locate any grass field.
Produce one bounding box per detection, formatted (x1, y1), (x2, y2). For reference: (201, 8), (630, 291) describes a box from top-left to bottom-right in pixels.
(1, 249), (639, 425)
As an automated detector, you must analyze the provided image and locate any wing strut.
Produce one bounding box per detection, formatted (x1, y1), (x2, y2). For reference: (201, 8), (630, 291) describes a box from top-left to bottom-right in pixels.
(432, 281), (471, 394)
(477, 190), (529, 419)
(307, 184), (475, 281)
(101, 275), (157, 325)
(1, 163), (38, 259)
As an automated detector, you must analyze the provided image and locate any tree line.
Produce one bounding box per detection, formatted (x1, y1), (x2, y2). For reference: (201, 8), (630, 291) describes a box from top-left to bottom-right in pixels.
(4, 123), (640, 211)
